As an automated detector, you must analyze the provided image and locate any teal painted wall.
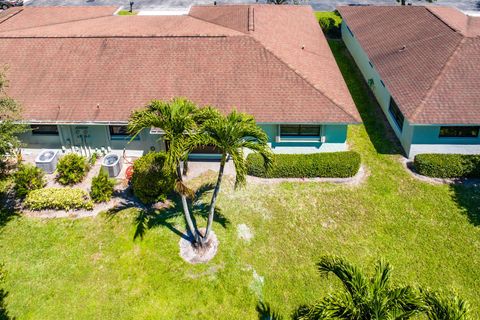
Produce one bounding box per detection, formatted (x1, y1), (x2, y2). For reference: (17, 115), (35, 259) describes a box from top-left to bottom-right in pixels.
(258, 123), (348, 153)
(21, 123), (349, 155)
(342, 22), (412, 155)
(412, 126), (480, 145)
(21, 124), (163, 155)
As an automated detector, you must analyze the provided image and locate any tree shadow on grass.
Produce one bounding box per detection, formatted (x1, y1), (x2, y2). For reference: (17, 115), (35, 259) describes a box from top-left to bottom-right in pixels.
(132, 182), (230, 241)
(450, 183), (480, 226)
(0, 265), (13, 320)
(328, 40), (404, 156)
(0, 184), (18, 230)
(256, 301), (283, 320)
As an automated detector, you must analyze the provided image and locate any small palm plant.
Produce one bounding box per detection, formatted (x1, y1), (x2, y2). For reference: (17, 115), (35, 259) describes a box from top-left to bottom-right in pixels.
(196, 108), (273, 245)
(294, 256), (423, 319)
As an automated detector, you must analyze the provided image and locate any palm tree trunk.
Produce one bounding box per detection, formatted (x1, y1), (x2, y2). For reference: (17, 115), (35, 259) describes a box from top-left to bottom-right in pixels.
(182, 158), (189, 176)
(203, 153), (227, 243)
(176, 164), (199, 244)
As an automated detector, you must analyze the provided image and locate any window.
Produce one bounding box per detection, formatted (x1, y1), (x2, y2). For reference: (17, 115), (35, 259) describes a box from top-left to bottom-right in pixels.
(346, 25), (354, 37)
(31, 125), (58, 135)
(388, 97), (404, 131)
(280, 125), (321, 137)
(109, 125), (139, 140)
(439, 126), (479, 138)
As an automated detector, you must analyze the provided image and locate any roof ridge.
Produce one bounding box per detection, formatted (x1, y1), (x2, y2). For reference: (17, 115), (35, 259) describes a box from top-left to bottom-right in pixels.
(188, 6), (250, 34)
(410, 37), (466, 122)
(0, 12), (114, 35)
(249, 37), (358, 122)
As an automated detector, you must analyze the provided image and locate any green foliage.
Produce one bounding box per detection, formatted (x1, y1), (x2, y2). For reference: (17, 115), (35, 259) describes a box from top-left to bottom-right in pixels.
(0, 67), (26, 176)
(197, 108), (273, 189)
(88, 152), (98, 166)
(56, 153), (89, 185)
(414, 154), (480, 178)
(24, 188), (93, 211)
(13, 164), (45, 198)
(316, 11), (342, 38)
(131, 152), (174, 204)
(422, 290), (470, 320)
(90, 169), (115, 203)
(294, 256), (424, 319)
(247, 151), (360, 178)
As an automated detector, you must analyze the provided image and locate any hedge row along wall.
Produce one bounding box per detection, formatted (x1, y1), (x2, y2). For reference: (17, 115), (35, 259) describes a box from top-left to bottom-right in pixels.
(247, 151), (361, 178)
(414, 154), (480, 178)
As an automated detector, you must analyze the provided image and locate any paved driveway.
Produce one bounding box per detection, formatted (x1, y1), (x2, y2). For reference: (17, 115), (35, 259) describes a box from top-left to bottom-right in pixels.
(22, 0), (480, 12)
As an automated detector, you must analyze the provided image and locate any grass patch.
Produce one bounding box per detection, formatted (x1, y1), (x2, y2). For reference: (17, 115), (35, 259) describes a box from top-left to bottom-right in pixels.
(117, 10), (138, 16)
(0, 41), (479, 319)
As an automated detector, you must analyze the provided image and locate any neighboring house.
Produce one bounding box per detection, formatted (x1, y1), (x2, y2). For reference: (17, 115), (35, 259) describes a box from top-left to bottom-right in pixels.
(0, 5), (359, 159)
(338, 5), (480, 158)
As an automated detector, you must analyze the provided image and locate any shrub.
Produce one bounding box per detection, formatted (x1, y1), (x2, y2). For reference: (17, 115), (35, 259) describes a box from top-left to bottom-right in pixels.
(414, 154), (480, 178)
(24, 188), (93, 211)
(88, 152), (99, 166)
(317, 11), (342, 39)
(90, 169), (115, 203)
(131, 152), (174, 204)
(247, 151), (361, 178)
(13, 163), (46, 198)
(56, 153), (89, 185)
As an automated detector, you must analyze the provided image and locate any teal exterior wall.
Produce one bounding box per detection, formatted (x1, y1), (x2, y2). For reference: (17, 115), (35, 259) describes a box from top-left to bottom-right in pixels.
(21, 122), (350, 156)
(21, 124), (163, 156)
(258, 123), (348, 154)
(341, 21), (480, 158)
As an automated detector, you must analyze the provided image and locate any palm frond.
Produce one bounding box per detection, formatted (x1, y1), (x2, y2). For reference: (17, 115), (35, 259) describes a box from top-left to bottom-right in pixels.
(421, 289), (470, 320)
(317, 256), (368, 299)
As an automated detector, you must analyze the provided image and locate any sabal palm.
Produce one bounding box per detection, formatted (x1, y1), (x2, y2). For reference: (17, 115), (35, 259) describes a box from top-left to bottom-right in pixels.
(295, 256), (423, 320)
(196, 108), (273, 243)
(128, 98), (201, 243)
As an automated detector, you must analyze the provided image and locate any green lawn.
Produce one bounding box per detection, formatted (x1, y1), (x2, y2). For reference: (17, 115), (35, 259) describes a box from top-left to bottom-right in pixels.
(0, 41), (479, 319)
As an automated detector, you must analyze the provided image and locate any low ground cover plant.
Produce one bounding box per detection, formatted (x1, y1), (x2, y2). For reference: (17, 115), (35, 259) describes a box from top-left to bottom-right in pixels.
(247, 151), (361, 178)
(13, 164), (45, 198)
(24, 187), (93, 211)
(90, 169), (115, 203)
(56, 153), (89, 185)
(414, 154), (480, 178)
(131, 152), (173, 204)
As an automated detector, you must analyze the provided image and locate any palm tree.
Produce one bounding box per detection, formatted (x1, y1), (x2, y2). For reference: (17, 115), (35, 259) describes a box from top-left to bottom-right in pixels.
(421, 289), (470, 320)
(128, 98), (202, 244)
(196, 108), (273, 245)
(294, 256), (423, 319)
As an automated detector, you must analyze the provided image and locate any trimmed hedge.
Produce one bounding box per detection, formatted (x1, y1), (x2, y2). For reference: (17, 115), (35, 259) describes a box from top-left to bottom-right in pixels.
(247, 151), (361, 178)
(414, 154), (480, 178)
(24, 188), (94, 211)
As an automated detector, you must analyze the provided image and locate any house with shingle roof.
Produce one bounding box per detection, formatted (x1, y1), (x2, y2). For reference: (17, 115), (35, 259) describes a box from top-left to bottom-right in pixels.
(0, 5), (359, 158)
(338, 5), (480, 158)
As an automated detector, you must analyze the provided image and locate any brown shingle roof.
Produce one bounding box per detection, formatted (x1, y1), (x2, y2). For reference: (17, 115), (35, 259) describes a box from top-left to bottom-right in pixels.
(0, 5), (359, 124)
(338, 5), (480, 125)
